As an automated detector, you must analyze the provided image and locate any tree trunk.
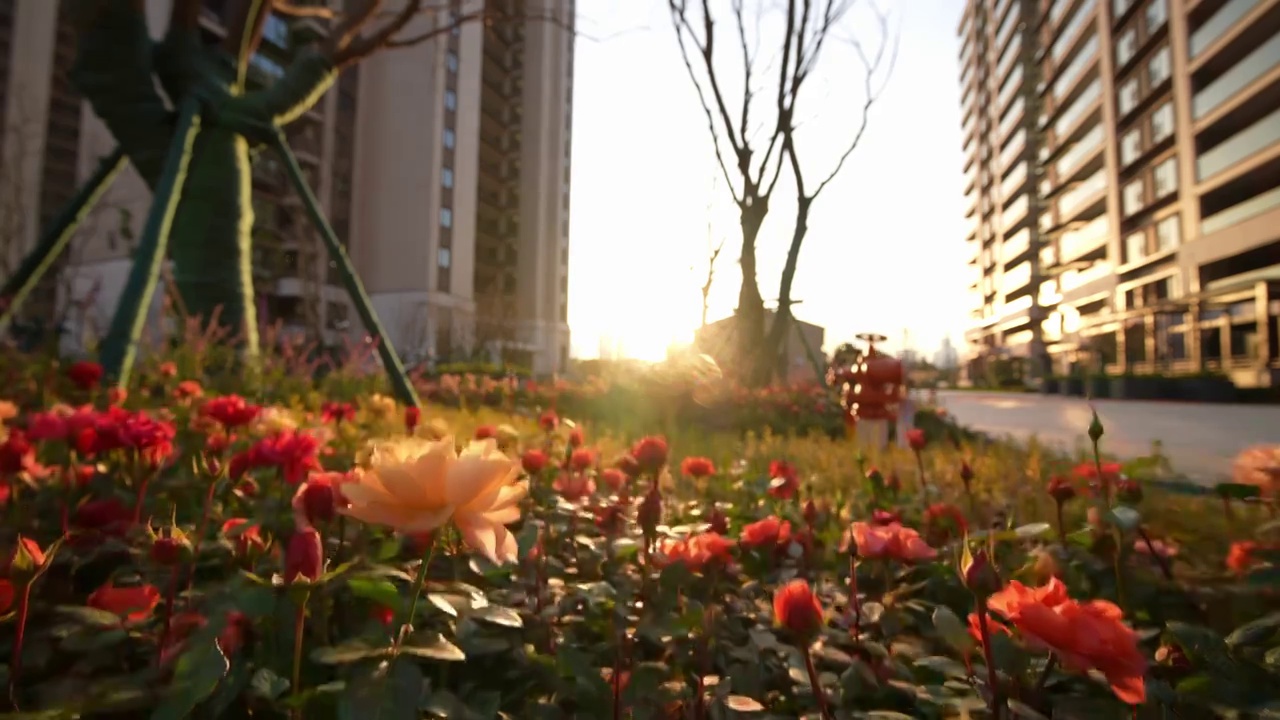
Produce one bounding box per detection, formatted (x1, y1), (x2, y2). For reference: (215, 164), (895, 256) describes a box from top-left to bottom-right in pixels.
(736, 201), (768, 385)
(756, 199), (811, 385)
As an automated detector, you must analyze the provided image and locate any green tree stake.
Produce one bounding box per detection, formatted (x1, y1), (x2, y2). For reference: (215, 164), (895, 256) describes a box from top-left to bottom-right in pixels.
(99, 99), (202, 387)
(270, 130), (422, 411)
(0, 148), (126, 327)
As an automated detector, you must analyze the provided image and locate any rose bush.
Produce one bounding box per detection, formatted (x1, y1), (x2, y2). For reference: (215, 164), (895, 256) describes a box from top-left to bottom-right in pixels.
(0, 341), (1277, 718)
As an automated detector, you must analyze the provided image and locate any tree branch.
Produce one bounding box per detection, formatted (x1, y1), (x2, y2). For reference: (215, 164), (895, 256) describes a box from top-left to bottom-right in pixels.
(732, 0), (753, 145)
(328, 0), (384, 56)
(809, 1), (895, 199)
(335, 0), (424, 65)
(669, 0), (744, 206)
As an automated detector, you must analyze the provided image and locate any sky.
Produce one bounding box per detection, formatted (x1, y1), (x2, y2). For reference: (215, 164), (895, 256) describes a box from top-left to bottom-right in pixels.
(566, 0), (972, 362)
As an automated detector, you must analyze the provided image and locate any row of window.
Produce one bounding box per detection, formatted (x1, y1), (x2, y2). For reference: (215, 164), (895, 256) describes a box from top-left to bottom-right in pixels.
(1114, 0), (1167, 70)
(1119, 100), (1174, 167)
(1116, 44), (1170, 117)
(1121, 155), (1178, 216)
(1123, 214), (1181, 264)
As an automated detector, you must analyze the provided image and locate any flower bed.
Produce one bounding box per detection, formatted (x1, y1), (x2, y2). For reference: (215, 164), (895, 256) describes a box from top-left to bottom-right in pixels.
(0, 355), (1278, 718)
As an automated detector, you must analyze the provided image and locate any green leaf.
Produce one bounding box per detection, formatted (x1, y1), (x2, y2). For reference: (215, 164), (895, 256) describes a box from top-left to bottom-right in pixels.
(248, 667), (291, 701)
(1226, 612), (1280, 648)
(1012, 522), (1051, 539)
(931, 606), (975, 655)
(1108, 506), (1142, 531)
(150, 639), (230, 720)
(338, 659), (423, 720)
(311, 640), (390, 665)
(472, 604), (523, 628)
(347, 577), (402, 610)
(723, 694), (765, 712)
(867, 712), (916, 719)
(913, 655), (969, 680)
(61, 627), (128, 652)
(398, 633), (465, 662)
(56, 606), (125, 627)
(1006, 699), (1051, 720)
(1216, 482), (1262, 501)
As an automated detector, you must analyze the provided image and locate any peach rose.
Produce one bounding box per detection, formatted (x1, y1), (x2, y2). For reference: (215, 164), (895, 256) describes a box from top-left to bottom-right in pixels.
(343, 437), (526, 564)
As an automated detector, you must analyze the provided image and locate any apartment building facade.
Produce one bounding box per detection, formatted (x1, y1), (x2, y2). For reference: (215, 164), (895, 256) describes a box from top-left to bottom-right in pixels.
(0, 0), (573, 375)
(958, 0), (1280, 388)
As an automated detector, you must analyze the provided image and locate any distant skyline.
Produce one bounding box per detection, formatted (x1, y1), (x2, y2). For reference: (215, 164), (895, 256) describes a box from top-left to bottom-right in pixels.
(567, 0), (971, 361)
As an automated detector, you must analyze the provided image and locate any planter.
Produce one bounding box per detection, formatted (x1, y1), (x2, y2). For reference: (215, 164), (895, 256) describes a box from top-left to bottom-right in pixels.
(1041, 377), (1060, 394)
(1060, 377), (1084, 396)
(1109, 376), (1166, 400)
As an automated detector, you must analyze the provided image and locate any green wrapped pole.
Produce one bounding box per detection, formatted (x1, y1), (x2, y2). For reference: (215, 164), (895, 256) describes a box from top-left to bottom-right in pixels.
(270, 130), (422, 411)
(99, 99), (201, 388)
(0, 147), (126, 328)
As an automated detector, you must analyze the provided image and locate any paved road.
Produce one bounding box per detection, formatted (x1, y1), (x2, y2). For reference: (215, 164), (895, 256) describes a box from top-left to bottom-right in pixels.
(935, 390), (1280, 482)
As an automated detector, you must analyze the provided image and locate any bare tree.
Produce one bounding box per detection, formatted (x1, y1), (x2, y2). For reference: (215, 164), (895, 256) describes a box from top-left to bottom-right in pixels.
(668, 0), (895, 384)
(700, 238), (724, 329)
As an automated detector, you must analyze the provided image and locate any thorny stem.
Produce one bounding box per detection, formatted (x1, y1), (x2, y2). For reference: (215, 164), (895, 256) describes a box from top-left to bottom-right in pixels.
(1035, 653), (1058, 696)
(612, 608), (625, 720)
(187, 476), (222, 591)
(1054, 502), (1067, 546)
(913, 449), (931, 499)
(975, 604), (1002, 720)
(396, 534), (440, 649)
(848, 554), (862, 641)
(290, 594), (309, 720)
(1137, 527), (1174, 581)
(803, 648), (834, 720)
(158, 566), (180, 667)
(7, 583), (31, 710)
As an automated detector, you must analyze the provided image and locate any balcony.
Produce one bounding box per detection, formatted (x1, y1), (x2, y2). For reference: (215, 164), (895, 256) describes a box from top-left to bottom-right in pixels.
(1055, 123), (1106, 180)
(1197, 106), (1280, 181)
(1192, 31), (1280, 120)
(1201, 185), (1280, 235)
(1189, 0), (1266, 58)
(1057, 215), (1110, 263)
(1056, 169), (1108, 223)
(1052, 34), (1100, 101)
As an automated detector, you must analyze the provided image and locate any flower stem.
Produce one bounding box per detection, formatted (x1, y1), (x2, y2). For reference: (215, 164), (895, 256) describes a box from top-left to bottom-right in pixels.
(848, 555), (862, 641)
(975, 604), (1002, 720)
(290, 595), (309, 720)
(1054, 502), (1067, 545)
(803, 648), (834, 720)
(7, 583), (31, 710)
(1035, 652), (1058, 696)
(396, 534), (439, 649)
(1137, 527), (1174, 581)
(186, 477), (222, 592)
(914, 450), (931, 499)
(158, 566), (180, 667)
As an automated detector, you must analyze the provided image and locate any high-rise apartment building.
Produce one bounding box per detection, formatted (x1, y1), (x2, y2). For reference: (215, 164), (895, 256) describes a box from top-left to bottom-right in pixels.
(958, 0), (1280, 389)
(0, 0), (573, 375)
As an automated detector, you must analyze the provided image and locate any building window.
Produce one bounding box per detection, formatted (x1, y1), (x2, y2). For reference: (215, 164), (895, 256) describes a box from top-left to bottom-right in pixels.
(1114, 0), (1135, 16)
(443, 128), (455, 148)
(1125, 231), (1146, 263)
(1123, 178), (1145, 215)
(1148, 46), (1171, 86)
(1153, 156), (1178, 197)
(446, 51), (458, 73)
(438, 265), (451, 293)
(1116, 28), (1137, 67)
(1121, 128), (1143, 166)
(1118, 78), (1139, 116)
(1156, 215), (1180, 251)
(1145, 0), (1167, 28)
(442, 167), (453, 188)
(445, 90), (456, 111)
(441, 207), (453, 228)
(1150, 101), (1174, 142)
(438, 247), (451, 268)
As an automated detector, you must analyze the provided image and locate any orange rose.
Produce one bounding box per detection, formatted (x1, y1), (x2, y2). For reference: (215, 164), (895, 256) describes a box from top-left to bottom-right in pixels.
(1227, 541), (1260, 575)
(850, 522), (937, 562)
(654, 532), (735, 572)
(88, 583), (161, 622)
(739, 515), (791, 550)
(773, 579), (824, 643)
(987, 577), (1146, 704)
